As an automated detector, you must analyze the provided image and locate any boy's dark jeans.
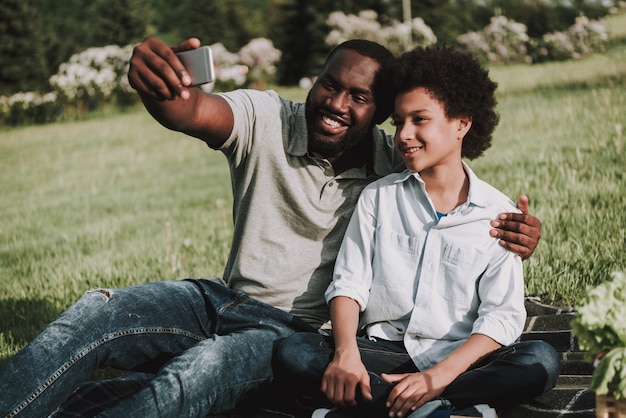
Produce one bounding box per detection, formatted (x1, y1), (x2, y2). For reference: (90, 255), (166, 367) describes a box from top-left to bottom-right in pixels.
(274, 332), (560, 416)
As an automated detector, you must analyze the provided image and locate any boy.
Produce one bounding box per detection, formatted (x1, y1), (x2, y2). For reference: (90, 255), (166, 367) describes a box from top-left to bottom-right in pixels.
(274, 46), (559, 418)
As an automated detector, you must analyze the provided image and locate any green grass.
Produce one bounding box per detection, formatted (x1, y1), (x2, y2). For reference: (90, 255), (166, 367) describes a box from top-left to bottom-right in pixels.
(0, 112), (234, 359)
(473, 86), (625, 302)
(1, 15), (626, 362)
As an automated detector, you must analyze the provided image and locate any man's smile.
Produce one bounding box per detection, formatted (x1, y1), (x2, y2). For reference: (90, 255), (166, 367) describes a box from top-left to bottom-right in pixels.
(322, 115), (342, 129)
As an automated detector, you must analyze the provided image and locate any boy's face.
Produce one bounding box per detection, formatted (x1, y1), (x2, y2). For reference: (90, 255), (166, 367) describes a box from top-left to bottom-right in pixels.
(392, 87), (470, 174)
(305, 49), (379, 157)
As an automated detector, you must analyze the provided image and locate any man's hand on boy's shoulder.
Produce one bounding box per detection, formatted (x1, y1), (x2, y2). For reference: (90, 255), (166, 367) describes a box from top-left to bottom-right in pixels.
(490, 195), (541, 260)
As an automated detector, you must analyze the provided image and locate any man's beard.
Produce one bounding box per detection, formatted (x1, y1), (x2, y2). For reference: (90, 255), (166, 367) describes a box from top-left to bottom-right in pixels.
(305, 93), (372, 156)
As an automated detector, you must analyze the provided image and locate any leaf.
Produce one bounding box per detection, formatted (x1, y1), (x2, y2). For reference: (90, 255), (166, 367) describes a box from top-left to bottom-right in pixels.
(590, 348), (626, 399)
(571, 272), (626, 361)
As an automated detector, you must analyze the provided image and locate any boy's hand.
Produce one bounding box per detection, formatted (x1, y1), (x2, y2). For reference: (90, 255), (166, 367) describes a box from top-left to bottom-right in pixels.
(382, 372), (445, 417)
(490, 195), (541, 260)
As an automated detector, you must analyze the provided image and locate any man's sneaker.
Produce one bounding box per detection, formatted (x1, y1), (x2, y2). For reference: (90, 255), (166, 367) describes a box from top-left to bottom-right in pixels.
(310, 408), (364, 418)
(311, 408), (350, 418)
(428, 404), (498, 417)
(452, 404), (498, 417)
(311, 408), (333, 418)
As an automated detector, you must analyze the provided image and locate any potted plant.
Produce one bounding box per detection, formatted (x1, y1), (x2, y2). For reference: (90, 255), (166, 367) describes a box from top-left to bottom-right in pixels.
(570, 271), (626, 417)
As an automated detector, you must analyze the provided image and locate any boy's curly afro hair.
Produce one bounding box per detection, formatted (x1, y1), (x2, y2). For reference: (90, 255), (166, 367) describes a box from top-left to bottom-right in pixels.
(389, 45), (499, 160)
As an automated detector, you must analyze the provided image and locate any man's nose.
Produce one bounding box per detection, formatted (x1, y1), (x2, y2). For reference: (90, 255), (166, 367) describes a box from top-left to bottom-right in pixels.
(327, 91), (349, 113)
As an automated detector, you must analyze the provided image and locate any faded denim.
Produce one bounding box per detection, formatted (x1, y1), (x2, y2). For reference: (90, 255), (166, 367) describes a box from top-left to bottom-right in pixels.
(274, 332), (561, 415)
(0, 279), (313, 418)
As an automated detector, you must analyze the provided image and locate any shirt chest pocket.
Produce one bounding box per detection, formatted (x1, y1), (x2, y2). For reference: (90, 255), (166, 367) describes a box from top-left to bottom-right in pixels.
(372, 227), (422, 290)
(435, 243), (490, 305)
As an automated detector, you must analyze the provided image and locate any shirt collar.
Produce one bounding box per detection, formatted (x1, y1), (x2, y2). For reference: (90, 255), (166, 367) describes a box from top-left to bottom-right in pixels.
(284, 103), (309, 157)
(463, 162), (489, 208)
(395, 162), (490, 209)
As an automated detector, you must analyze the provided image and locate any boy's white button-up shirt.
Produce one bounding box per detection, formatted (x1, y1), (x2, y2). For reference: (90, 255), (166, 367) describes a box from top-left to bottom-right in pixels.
(325, 164), (526, 371)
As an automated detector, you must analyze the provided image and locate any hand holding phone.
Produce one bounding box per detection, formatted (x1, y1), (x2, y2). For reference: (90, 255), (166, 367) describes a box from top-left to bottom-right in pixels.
(176, 46), (215, 86)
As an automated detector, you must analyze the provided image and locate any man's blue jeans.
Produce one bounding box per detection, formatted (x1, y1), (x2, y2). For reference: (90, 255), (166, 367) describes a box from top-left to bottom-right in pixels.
(274, 332), (561, 415)
(0, 279), (313, 418)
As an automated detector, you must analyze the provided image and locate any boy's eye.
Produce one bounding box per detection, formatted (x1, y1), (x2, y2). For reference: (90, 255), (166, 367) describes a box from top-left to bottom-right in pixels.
(390, 119), (403, 127)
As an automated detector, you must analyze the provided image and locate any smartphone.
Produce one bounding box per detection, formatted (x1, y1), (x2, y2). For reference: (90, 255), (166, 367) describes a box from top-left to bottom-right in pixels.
(176, 46), (215, 86)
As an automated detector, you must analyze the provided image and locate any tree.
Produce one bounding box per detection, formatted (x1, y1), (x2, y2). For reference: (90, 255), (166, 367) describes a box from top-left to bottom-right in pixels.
(35, 0), (92, 78)
(176, 0), (254, 52)
(268, 0), (304, 85)
(89, 0), (148, 47)
(404, 0), (476, 45)
(223, 0), (256, 50)
(0, 0), (49, 94)
(270, 0), (388, 85)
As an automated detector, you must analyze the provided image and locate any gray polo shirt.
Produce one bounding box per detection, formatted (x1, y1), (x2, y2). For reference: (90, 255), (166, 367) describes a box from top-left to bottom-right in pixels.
(217, 89), (403, 329)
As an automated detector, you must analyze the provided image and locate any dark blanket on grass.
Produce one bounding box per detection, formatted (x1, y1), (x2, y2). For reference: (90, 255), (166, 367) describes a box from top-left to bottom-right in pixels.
(53, 298), (596, 418)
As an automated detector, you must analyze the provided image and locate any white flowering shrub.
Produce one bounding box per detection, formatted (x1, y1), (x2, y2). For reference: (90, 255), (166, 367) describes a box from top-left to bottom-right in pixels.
(459, 13), (610, 65)
(1, 44), (136, 126)
(206, 39), (280, 91)
(325, 10), (436, 56)
(537, 31), (577, 61)
(0, 37), (286, 125)
(210, 43), (241, 69)
(569, 15), (609, 56)
(534, 15), (609, 62)
(206, 43), (247, 92)
(49, 44), (136, 110)
(238, 38), (281, 89)
(458, 16), (531, 64)
(0, 91), (60, 126)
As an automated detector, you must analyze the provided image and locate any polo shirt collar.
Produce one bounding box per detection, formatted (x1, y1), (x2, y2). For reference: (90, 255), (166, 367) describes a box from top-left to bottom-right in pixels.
(285, 104), (309, 157)
(285, 105), (401, 179)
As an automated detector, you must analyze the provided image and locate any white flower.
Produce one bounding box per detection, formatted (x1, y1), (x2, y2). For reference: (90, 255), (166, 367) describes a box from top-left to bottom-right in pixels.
(49, 44), (133, 101)
(239, 38), (281, 76)
(325, 10), (436, 55)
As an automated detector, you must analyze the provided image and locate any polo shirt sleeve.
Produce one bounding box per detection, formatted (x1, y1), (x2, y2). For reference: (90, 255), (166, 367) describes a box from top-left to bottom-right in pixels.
(216, 89), (282, 164)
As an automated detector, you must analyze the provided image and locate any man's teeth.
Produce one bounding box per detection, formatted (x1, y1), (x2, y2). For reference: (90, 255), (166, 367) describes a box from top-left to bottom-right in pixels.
(322, 116), (341, 128)
(405, 146), (422, 153)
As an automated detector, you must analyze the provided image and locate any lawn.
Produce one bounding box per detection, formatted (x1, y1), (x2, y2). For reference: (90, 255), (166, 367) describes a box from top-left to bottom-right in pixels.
(1, 15), (625, 363)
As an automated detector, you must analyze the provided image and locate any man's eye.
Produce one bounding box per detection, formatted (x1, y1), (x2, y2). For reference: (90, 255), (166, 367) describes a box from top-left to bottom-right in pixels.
(321, 80), (336, 91)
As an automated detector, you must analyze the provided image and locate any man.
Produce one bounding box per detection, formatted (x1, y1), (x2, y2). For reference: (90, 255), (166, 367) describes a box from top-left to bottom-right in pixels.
(0, 37), (540, 418)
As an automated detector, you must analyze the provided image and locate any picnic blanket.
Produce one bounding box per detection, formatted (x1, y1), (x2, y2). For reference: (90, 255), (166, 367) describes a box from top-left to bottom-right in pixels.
(54, 298), (596, 418)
